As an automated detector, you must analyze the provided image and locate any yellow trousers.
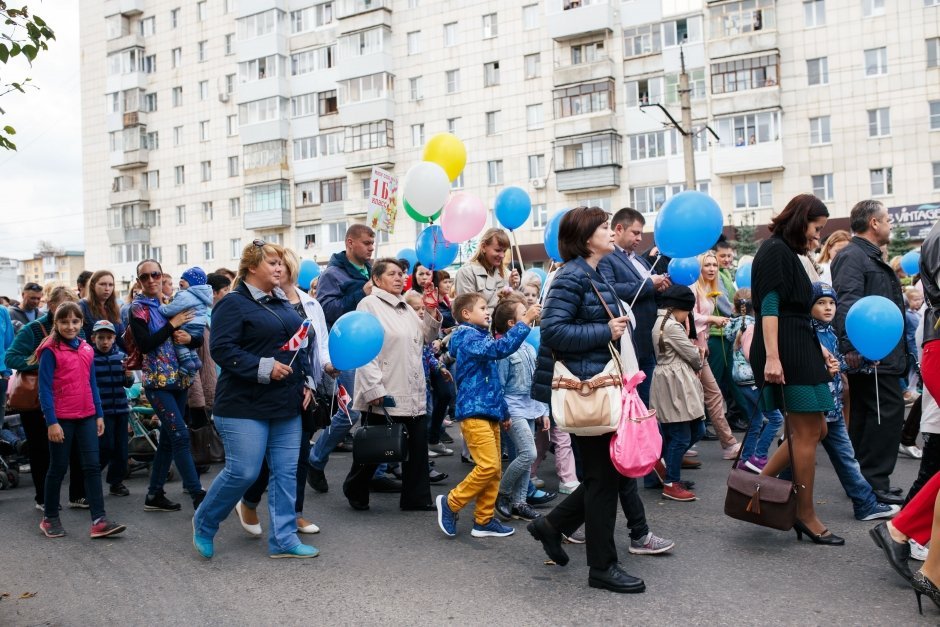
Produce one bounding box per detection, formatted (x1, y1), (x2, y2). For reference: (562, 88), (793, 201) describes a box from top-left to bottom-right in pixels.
(447, 418), (502, 525)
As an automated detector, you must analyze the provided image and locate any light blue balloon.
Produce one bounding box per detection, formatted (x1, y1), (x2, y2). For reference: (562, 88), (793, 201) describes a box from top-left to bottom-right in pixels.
(900, 250), (921, 276)
(845, 295), (904, 361)
(530, 267), (547, 288)
(494, 186), (532, 231)
(397, 248), (419, 271)
(524, 326), (540, 352)
(297, 259), (321, 290)
(735, 262), (752, 289)
(415, 225), (459, 270)
(329, 311), (385, 370)
(667, 257), (700, 287)
(544, 209), (571, 263)
(654, 191), (723, 259)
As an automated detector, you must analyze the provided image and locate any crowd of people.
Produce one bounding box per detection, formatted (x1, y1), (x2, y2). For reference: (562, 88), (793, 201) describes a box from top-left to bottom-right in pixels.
(3, 196), (940, 605)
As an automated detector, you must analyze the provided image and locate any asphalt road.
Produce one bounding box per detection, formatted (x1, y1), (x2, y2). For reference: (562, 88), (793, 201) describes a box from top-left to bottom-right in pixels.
(0, 432), (933, 626)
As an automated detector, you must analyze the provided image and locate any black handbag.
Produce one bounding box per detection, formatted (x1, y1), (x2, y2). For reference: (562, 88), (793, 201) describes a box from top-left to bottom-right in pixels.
(190, 421), (225, 465)
(352, 407), (409, 465)
(723, 386), (798, 531)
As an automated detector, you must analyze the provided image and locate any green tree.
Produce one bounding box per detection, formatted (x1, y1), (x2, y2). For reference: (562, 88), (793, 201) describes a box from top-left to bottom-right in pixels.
(0, 2), (55, 150)
(887, 222), (912, 259)
(728, 211), (760, 257)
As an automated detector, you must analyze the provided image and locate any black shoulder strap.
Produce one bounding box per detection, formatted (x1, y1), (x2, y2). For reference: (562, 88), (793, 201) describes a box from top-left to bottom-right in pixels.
(234, 288), (295, 339)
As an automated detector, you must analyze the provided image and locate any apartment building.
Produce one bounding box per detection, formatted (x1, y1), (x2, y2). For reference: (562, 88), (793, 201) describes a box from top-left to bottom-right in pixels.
(17, 251), (86, 289)
(80, 0), (940, 289)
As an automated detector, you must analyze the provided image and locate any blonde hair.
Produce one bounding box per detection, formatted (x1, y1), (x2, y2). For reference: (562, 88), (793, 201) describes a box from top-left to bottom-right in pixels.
(47, 285), (78, 311)
(818, 230), (852, 264)
(694, 251), (721, 296)
(281, 248), (300, 284)
(470, 228), (511, 276)
(235, 241), (285, 287)
(43, 281), (70, 303)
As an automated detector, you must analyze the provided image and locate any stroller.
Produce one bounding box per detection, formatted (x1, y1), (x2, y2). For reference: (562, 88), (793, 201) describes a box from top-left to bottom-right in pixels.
(0, 413), (27, 490)
(126, 383), (162, 478)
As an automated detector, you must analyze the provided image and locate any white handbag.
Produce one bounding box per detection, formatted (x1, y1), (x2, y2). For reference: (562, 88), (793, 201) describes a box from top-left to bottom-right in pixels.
(551, 342), (624, 436)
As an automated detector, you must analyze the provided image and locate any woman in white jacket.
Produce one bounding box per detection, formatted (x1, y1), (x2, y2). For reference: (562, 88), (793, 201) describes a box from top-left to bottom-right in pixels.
(235, 249), (333, 537)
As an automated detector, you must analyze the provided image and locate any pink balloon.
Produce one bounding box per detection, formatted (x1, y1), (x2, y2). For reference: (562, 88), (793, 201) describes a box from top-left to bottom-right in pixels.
(441, 192), (487, 243)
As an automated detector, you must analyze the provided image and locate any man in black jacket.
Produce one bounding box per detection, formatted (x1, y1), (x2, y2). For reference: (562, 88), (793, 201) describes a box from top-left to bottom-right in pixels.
(9, 282), (43, 329)
(832, 199), (908, 505)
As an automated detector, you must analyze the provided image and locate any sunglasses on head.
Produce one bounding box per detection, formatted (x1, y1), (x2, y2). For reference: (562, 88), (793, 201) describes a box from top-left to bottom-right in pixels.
(138, 271), (162, 282)
(253, 239), (265, 247)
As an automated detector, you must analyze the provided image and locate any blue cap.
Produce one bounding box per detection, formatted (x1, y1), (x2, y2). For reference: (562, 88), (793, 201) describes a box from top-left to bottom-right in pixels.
(181, 267), (207, 287)
(92, 320), (116, 334)
(812, 282), (837, 306)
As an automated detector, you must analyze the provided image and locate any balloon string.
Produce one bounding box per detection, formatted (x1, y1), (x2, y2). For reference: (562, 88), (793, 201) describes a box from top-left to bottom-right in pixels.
(510, 230), (526, 276)
(628, 255), (663, 311)
(875, 366), (881, 426)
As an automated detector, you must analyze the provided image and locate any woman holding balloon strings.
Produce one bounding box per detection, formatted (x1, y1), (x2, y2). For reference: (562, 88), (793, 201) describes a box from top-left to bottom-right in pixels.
(454, 228), (513, 313)
(749, 193), (842, 545)
(691, 252), (742, 459)
(342, 258), (442, 511)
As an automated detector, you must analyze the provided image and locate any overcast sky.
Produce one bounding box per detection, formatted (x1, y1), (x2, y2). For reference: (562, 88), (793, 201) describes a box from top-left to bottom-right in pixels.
(0, 2), (82, 260)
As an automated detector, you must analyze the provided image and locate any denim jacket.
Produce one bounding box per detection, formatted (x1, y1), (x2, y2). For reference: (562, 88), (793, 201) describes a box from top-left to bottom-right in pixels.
(497, 339), (548, 419)
(813, 319), (846, 423)
(450, 321), (530, 422)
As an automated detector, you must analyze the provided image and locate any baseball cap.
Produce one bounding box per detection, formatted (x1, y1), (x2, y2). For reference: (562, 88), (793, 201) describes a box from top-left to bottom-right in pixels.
(92, 320), (117, 334)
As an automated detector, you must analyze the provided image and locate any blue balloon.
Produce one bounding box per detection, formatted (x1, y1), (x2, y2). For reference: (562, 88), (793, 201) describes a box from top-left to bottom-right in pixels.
(329, 311), (385, 370)
(735, 262), (752, 289)
(654, 191), (723, 259)
(530, 267), (547, 287)
(494, 187), (532, 231)
(524, 326), (540, 352)
(297, 259), (321, 290)
(667, 257), (701, 286)
(845, 295), (904, 361)
(900, 250), (921, 276)
(415, 225), (459, 270)
(397, 248), (419, 271)
(544, 209), (571, 263)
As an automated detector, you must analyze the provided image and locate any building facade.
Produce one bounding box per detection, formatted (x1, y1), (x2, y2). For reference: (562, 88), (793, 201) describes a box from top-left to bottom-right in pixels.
(80, 0), (940, 290)
(17, 251), (86, 290)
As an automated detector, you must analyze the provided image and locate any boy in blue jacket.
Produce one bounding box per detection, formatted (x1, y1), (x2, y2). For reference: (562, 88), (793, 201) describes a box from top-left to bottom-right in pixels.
(436, 293), (540, 539)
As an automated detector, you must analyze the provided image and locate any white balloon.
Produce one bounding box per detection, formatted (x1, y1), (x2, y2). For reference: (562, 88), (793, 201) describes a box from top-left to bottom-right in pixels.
(403, 162), (450, 218)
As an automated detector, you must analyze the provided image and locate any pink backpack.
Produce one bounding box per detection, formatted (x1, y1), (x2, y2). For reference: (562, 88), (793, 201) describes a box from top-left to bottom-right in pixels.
(609, 371), (662, 478)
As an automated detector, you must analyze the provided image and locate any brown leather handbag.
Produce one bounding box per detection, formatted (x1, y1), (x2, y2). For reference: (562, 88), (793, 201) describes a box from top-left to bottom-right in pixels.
(724, 387), (798, 531)
(7, 371), (40, 411)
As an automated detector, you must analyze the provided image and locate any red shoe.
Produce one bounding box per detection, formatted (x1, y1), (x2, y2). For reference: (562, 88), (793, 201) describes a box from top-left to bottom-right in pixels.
(651, 459), (666, 486)
(662, 483), (697, 502)
(90, 518), (127, 539)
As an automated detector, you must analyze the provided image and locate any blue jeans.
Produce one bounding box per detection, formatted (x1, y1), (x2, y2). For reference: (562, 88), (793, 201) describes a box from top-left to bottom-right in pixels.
(195, 414), (302, 553)
(45, 417), (105, 521)
(820, 417), (881, 519)
(308, 369), (360, 471)
(145, 388), (202, 497)
(738, 384), (784, 460)
(499, 416), (537, 504)
(99, 412), (129, 487)
(661, 420), (705, 484)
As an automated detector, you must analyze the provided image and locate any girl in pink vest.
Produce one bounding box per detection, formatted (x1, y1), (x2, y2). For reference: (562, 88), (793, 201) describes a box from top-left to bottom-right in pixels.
(34, 302), (126, 539)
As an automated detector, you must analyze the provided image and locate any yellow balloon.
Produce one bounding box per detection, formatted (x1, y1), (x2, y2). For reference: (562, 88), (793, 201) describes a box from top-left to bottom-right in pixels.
(422, 133), (467, 182)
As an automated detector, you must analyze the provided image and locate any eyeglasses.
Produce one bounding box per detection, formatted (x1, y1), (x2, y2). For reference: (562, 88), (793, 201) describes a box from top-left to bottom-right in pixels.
(253, 239), (265, 247)
(138, 271), (162, 282)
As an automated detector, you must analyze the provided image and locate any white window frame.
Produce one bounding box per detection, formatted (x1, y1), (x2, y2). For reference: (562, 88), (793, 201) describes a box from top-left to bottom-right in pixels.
(526, 104), (543, 130)
(867, 107), (890, 137)
(482, 13), (497, 39)
(807, 57), (828, 85)
(864, 46), (888, 76)
(734, 180), (774, 210)
(443, 22), (458, 47)
(809, 116), (831, 145)
(487, 160), (503, 186)
(870, 167), (893, 196)
(803, 0), (825, 27)
(811, 173), (834, 200)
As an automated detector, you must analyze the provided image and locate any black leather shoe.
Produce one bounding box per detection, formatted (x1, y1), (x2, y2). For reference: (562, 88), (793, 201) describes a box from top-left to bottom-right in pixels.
(874, 489), (905, 505)
(889, 486), (903, 496)
(701, 429), (719, 441)
(588, 564), (646, 594)
(342, 486), (370, 511)
(870, 522), (913, 582)
(369, 476), (402, 493)
(429, 470), (448, 483)
(527, 517), (569, 566)
(495, 494), (512, 521)
(527, 490), (558, 507)
(306, 467), (328, 493)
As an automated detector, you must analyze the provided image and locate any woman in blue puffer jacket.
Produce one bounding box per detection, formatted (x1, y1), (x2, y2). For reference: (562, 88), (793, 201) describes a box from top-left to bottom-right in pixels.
(527, 206), (646, 595)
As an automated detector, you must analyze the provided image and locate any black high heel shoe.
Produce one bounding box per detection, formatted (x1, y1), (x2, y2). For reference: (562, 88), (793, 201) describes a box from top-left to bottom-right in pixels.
(793, 520), (845, 545)
(913, 571), (940, 615)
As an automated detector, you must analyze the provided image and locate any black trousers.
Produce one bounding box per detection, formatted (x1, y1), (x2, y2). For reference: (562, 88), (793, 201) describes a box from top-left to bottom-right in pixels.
(546, 433), (620, 569)
(618, 477), (649, 541)
(847, 373), (905, 492)
(906, 432), (940, 504)
(343, 412), (431, 509)
(21, 409), (85, 504)
(901, 396), (922, 447)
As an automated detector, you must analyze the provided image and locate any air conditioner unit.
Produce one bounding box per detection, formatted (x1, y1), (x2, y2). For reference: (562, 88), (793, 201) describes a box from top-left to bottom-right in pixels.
(530, 177), (546, 189)
(218, 93), (230, 103)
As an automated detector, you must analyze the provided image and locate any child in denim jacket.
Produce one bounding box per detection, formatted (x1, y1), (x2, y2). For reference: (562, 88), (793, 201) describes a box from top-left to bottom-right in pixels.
(159, 267), (212, 376)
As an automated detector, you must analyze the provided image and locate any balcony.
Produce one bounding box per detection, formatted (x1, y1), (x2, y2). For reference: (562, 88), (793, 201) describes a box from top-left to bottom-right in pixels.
(109, 149), (149, 170)
(244, 207), (291, 230)
(711, 140), (784, 177)
(110, 187), (149, 205)
(553, 57), (614, 88)
(104, 0), (144, 17)
(122, 110), (146, 128)
(235, 77), (291, 105)
(338, 97), (394, 127)
(708, 30), (777, 61)
(106, 225), (150, 245)
(336, 0), (390, 19)
(345, 146), (394, 172)
(240, 119), (291, 144)
(553, 111), (617, 141)
(710, 84), (780, 117)
(106, 32), (145, 55)
(547, 0), (616, 41)
(556, 165), (621, 192)
(337, 1), (391, 34)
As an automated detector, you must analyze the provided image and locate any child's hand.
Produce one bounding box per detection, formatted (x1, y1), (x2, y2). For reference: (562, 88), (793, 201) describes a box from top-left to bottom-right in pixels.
(522, 304), (542, 324)
(440, 367), (453, 383)
(500, 419), (511, 432)
(47, 423), (64, 443)
(97, 418), (105, 437)
(539, 416), (550, 431)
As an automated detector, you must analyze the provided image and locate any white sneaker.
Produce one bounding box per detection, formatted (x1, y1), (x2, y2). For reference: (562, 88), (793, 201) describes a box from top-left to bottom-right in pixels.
(559, 481), (580, 494)
(427, 448), (440, 458)
(910, 539), (929, 561)
(899, 444), (923, 459)
(721, 442), (742, 460)
(429, 443), (454, 456)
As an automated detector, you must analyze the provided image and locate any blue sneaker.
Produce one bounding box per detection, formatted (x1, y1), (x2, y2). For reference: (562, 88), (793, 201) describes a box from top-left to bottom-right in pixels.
(270, 544), (320, 559)
(859, 502), (901, 521)
(471, 518), (515, 538)
(192, 518), (214, 559)
(436, 494), (458, 537)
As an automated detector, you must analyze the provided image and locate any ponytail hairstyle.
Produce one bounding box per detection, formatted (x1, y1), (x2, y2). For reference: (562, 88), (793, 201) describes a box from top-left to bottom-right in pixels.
(492, 298), (525, 335)
(29, 301), (84, 365)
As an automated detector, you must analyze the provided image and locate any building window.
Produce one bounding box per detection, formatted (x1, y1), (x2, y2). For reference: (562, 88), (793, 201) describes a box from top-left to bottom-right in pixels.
(443, 22), (458, 47)
(244, 140), (288, 168)
(201, 161), (211, 182)
(624, 23), (661, 58)
(807, 57), (829, 85)
(171, 8), (180, 28)
(199, 120), (210, 141)
(291, 93), (316, 118)
(625, 76), (664, 107)
(482, 13), (497, 38)
(524, 53), (540, 79)
(809, 116), (831, 144)
(225, 33), (234, 55)
(929, 38), (940, 68)
(632, 185), (667, 214)
(198, 40), (207, 62)
(361, 177), (371, 199)
(320, 178), (347, 203)
(345, 120), (393, 151)
(485, 111), (499, 135)
(867, 108), (890, 137)
(711, 54), (779, 94)
(203, 241), (214, 261)
(555, 132), (622, 169)
(230, 238), (242, 259)
(197, 0), (207, 21)
(174, 165), (185, 185)
(245, 181), (291, 213)
(199, 80), (209, 101)
(172, 86), (183, 107)
(662, 16), (703, 46)
(862, 0), (885, 17)
(411, 123), (425, 147)
(571, 41), (605, 65)
(143, 170), (159, 189)
(870, 167), (893, 196)
(291, 45), (335, 75)
(296, 181), (319, 206)
(228, 156), (239, 177)
(229, 197), (241, 217)
(174, 126), (183, 146)
(239, 55), (288, 83)
(553, 80), (614, 118)
(176, 205), (186, 225)
(629, 132), (667, 161)
(139, 16), (156, 36)
(930, 100), (940, 130)
(447, 118), (458, 135)
(227, 115), (238, 136)
(812, 173), (834, 200)
(927, 0), (940, 6)
(526, 104), (543, 130)
(734, 180), (773, 209)
(522, 4), (539, 30)
(293, 132), (344, 160)
(528, 154), (545, 179)
(864, 47), (888, 76)
(142, 54), (156, 74)
(238, 96), (289, 125)
(710, 0), (776, 38)
(933, 162), (940, 191)
(446, 69), (460, 94)
(177, 244), (188, 265)
(487, 160), (503, 186)
(664, 69), (706, 104)
(338, 26), (389, 58)
(409, 76), (422, 101)
(804, 0), (825, 27)
(716, 111), (781, 147)
(328, 221), (347, 243)
(532, 204), (548, 228)
(143, 92), (157, 112)
(172, 47), (181, 68)
(484, 61), (500, 87)
(225, 74), (235, 94)
(202, 202), (214, 223)
(237, 8), (286, 39)
(319, 90), (338, 115)
(451, 172), (464, 189)
(407, 31), (421, 55)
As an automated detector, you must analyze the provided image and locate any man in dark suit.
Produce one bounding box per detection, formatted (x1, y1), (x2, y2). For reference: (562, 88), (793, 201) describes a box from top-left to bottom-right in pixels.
(599, 208), (670, 405)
